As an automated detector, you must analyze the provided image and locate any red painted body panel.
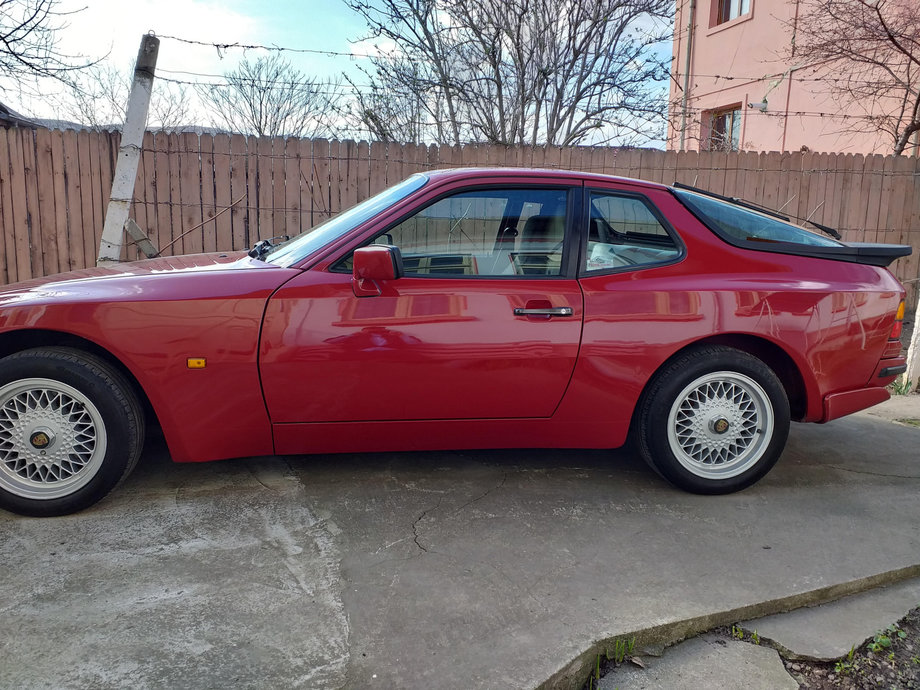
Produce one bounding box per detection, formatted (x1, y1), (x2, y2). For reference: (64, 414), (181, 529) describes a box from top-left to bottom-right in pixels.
(0, 254), (296, 462)
(259, 270), (583, 422)
(0, 169), (907, 466)
(823, 387), (891, 423)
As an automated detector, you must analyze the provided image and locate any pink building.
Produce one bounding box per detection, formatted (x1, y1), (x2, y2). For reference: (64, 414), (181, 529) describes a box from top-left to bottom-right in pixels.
(668, 0), (919, 155)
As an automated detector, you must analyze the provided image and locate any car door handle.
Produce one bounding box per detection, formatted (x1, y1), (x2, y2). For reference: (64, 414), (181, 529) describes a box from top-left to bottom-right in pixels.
(512, 307), (574, 317)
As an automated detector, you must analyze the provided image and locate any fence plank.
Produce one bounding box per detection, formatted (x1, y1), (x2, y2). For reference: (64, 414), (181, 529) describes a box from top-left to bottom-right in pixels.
(741, 152), (763, 205)
(801, 152), (823, 229)
(75, 131), (97, 270)
(211, 134), (232, 252)
(254, 136), (273, 243)
(179, 132), (203, 255)
(8, 129), (34, 281)
(228, 134), (248, 250)
(296, 137), (313, 233)
(271, 136), (287, 240)
(825, 151), (846, 234)
(48, 130), (69, 273)
(719, 152), (737, 196)
(760, 151), (782, 211)
(355, 141), (370, 203)
(199, 134), (217, 254)
(33, 128), (58, 274)
(369, 140), (387, 198)
(328, 139), (344, 216)
(0, 130), (15, 283)
(340, 139), (358, 213)
(312, 139), (331, 224)
(152, 133), (172, 255)
(282, 137), (301, 238)
(20, 128), (44, 278)
(860, 155), (883, 243)
(841, 154), (866, 239)
(164, 134), (184, 255)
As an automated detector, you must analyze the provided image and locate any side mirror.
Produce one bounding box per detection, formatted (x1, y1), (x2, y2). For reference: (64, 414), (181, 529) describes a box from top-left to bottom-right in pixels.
(352, 245), (404, 297)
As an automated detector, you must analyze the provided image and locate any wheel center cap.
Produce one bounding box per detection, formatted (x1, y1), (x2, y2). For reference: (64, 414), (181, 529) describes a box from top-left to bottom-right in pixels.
(709, 417), (730, 435)
(29, 427), (55, 449)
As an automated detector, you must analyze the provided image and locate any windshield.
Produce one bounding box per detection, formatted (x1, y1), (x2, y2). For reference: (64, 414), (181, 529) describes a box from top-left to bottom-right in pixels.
(265, 174), (429, 267)
(674, 189), (842, 247)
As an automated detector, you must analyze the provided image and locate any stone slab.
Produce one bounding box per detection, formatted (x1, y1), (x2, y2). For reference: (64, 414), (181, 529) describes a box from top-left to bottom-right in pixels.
(740, 577), (920, 660)
(598, 635), (797, 689)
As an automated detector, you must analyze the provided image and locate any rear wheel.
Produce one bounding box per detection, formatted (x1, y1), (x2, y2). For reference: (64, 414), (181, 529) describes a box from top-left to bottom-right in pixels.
(636, 346), (790, 494)
(0, 347), (144, 517)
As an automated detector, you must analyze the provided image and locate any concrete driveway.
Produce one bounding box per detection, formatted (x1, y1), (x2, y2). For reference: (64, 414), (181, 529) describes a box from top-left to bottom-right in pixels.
(1, 401), (919, 689)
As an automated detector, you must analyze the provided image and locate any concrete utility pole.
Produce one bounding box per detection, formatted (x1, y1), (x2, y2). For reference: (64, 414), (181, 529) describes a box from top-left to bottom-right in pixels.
(900, 296), (920, 393)
(97, 33), (159, 266)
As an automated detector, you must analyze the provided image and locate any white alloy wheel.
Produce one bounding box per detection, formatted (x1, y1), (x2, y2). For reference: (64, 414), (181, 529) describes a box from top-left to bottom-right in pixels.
(0, 378), (108, 500)
(666, 371), (774, 480)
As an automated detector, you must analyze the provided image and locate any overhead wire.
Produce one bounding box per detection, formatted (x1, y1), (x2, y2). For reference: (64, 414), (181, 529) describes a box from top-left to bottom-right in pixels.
(150, 34), (918, 128)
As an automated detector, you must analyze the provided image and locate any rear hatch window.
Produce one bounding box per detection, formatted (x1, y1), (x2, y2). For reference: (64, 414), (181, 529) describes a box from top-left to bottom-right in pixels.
(673, 188), (841, 247)
(673, 187), (910, 267)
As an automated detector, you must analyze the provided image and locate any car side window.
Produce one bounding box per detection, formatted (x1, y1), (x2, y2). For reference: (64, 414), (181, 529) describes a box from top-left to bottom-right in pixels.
(338, 188), (569, 277)
(584, 193), (681, 272)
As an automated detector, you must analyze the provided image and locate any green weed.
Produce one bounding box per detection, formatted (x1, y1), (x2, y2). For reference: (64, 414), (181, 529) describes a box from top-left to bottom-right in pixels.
(890, 377), (913, 395)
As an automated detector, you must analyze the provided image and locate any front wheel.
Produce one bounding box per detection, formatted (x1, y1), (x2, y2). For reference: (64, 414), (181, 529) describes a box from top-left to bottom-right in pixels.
(636, 346), (790, 494)
(0, 347), (145, 517)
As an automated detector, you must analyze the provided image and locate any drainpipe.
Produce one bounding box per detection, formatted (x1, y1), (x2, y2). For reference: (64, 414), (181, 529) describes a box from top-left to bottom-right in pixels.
(679, 0), (697, 151)
(781, 0), (801, 152)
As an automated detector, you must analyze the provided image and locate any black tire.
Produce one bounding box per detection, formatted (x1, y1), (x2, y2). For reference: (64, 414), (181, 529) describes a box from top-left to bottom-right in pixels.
(0, 347), (145, 517)
(636, 345), (790, 494)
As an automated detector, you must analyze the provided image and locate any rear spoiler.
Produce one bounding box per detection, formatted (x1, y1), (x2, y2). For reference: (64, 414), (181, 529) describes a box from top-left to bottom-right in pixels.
(755, 241), (912, 268)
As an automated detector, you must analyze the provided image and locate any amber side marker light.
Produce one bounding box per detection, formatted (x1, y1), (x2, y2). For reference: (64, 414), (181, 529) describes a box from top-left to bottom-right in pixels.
(890, 301), (905, 340)
(187, 358), (207, 369)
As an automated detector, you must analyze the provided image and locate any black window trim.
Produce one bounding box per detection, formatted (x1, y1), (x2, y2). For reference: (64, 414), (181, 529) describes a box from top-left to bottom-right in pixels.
(577, 187), (687, 278)
(328, 183), (583, 280)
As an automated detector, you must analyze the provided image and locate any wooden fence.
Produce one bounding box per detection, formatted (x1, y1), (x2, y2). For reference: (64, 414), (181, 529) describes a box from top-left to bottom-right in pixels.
(1, 126), (919, 306)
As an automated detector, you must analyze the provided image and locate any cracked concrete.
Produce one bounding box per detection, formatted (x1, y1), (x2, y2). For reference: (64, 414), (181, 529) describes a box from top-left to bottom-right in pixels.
(0, 397), (918, 689)
(0, 451), (350, 689)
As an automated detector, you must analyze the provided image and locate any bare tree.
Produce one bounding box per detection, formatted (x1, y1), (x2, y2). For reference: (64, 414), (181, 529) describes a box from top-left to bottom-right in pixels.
(793, 0), (920, 155)
(343, 0), (671, 146)
(0, 0), (96, 94)
(198, 54), (338, 138)
(58, 63), (191, 130)
(342, 72), (429, 143)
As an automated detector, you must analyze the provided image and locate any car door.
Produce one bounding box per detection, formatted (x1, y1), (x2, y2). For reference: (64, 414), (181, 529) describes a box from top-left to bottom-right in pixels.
(259, 183), (584, 423)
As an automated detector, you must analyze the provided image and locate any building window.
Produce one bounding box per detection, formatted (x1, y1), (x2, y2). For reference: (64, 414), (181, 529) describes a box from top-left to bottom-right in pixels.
(709, 107), (741, 151)
(717, 0), (750, 24)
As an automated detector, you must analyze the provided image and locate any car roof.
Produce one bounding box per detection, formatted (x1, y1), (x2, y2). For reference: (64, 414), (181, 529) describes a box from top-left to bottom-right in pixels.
(421, 167), (669, 192)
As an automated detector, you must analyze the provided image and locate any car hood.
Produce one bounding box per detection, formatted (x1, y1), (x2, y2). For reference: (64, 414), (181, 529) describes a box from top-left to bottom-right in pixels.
(0, 252), (283, 306)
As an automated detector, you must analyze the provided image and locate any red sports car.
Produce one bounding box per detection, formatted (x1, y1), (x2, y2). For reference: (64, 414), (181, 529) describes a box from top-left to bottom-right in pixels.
(0, 169), (909, 516)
